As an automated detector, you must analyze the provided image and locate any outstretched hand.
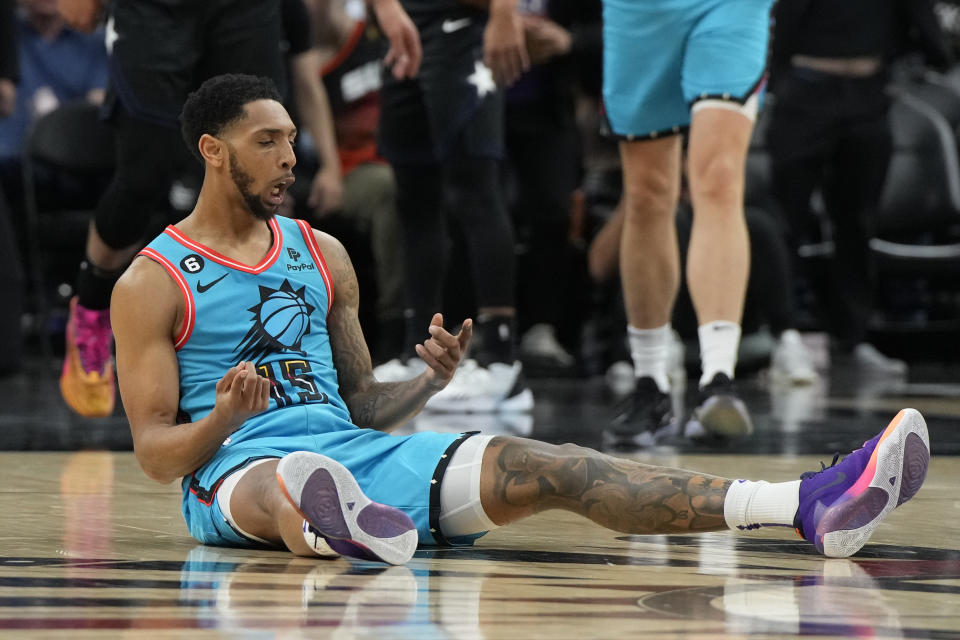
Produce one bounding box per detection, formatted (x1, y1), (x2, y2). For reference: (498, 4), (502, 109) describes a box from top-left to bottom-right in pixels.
(415, 314), (473, 390)
(212, 361), (271, 431)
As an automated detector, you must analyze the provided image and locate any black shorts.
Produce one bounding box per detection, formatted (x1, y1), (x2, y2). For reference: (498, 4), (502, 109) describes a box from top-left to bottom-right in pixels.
(105, 0), (283, 127)
(378, 8), (504, 164)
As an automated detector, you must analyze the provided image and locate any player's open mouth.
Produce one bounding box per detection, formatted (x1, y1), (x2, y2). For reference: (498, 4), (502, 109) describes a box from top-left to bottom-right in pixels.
(269, 180), (291, 205)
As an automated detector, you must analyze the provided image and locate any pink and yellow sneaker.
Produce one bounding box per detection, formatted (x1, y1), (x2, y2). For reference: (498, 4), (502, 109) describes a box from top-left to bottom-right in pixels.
(794, 408), (929, 557)
(60, 297), (115, 417)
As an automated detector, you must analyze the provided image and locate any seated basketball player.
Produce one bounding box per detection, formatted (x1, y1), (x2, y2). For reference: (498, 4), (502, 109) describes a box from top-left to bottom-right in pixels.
(111, 74), (931, 565)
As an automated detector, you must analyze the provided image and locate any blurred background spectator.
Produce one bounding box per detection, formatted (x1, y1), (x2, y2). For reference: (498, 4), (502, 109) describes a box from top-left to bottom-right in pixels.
(0, 0), (107, 217)
(766, 0), (953, 376)
(0, 0), (107, 377)
(374, 0), (534, 413)
(312, 0), (406, 365)
(280, 0), (343, 219)
(504, 0), (600, 376)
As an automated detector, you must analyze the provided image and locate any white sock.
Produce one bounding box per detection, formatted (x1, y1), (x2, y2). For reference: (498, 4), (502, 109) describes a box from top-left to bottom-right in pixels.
(627, 323), (671, 392)
(724, 479), (801, 531)
(698, 321), (741, 387)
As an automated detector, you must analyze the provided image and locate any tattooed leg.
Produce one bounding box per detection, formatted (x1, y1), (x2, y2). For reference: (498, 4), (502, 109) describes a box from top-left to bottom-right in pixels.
(479, 437), (730, 534)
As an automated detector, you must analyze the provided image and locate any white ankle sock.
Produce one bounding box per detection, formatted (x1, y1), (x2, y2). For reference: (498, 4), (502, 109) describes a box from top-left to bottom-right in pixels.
(698, 321), (741, 387)
(627, 323), (672, 392)
(724, 479), (801, 531)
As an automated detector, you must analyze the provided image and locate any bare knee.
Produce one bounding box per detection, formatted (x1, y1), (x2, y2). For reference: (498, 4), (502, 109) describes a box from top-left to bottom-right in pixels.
(688, 153), (745, 210)
(622, 169), (679, 222)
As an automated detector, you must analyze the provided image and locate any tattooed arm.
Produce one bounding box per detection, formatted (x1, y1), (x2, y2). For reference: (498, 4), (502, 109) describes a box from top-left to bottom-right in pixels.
(315, 230), (472, 431)
(479, 437), (731, 534)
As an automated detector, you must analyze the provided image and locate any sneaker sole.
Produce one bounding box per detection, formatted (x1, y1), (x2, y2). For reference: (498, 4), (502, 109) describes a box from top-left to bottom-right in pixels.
(602, 418), (677, 449)
(277, 452), (418, 565)
(770, 367), (819, 386)
(693, 395), (754, 439)
(602, 429), (658, 449)
(817, 408), (929, 558)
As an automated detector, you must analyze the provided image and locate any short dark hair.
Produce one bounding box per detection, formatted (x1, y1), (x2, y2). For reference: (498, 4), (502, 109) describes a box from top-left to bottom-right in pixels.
(179, 74), (282, 164)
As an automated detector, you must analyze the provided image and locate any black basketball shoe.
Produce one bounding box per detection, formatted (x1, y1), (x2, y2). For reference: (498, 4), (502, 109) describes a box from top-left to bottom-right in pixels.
(685, 373), (753, 441)
(603, 376), (676, 449)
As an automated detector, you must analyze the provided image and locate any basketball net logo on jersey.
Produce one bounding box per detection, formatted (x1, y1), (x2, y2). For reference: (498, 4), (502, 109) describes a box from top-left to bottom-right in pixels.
(234, 279), (316, 363)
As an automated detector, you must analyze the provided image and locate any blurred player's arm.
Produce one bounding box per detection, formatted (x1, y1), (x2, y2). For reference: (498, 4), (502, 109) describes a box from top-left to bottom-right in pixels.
(484, 0), (529, 86)
(291, 48), (343, 215)
(368, 0), (422, 78)
(112, 259), (270, 484)
(316, 229), (472, 431)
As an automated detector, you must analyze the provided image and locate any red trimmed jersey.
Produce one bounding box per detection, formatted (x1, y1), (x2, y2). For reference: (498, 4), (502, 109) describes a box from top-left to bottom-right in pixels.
(137, 215), (352, 436)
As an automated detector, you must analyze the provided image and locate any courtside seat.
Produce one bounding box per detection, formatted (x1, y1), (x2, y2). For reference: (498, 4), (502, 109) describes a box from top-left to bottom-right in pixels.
(873, 81), (960, 277)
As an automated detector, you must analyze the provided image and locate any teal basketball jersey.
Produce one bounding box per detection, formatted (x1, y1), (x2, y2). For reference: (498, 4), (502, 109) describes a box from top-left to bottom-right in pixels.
(138, 215), (353, 438)
(138, 216), (472, 548)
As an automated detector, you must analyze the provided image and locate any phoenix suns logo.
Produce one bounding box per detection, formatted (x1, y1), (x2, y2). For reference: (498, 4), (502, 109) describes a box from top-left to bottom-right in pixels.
(234, 280), (316, 362)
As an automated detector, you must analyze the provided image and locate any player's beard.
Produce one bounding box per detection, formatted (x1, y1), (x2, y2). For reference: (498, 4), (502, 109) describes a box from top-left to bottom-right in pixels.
(229, 152), (275, 221)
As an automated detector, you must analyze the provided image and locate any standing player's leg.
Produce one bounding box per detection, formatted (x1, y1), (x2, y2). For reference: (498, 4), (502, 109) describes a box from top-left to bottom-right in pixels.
(677, 0), (775, 438)
(683, 106), (755, 438)
(600, 0), (692, 447)
(685, 109), (752, 359)
(607, 138), (684, 448)
(618, 138), (684, 360)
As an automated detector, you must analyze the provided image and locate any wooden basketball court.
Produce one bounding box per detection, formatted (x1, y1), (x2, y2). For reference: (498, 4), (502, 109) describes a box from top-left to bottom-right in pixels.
(0, 437), (957, 637)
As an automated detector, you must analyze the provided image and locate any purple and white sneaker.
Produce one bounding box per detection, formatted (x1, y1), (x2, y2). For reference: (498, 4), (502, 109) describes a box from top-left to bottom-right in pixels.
(794, 408), (929, 558)
(277, 452), (418, 565)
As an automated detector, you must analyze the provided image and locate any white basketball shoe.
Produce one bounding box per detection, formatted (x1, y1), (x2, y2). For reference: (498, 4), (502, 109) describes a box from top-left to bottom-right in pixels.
(424, 359), (534, 413)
